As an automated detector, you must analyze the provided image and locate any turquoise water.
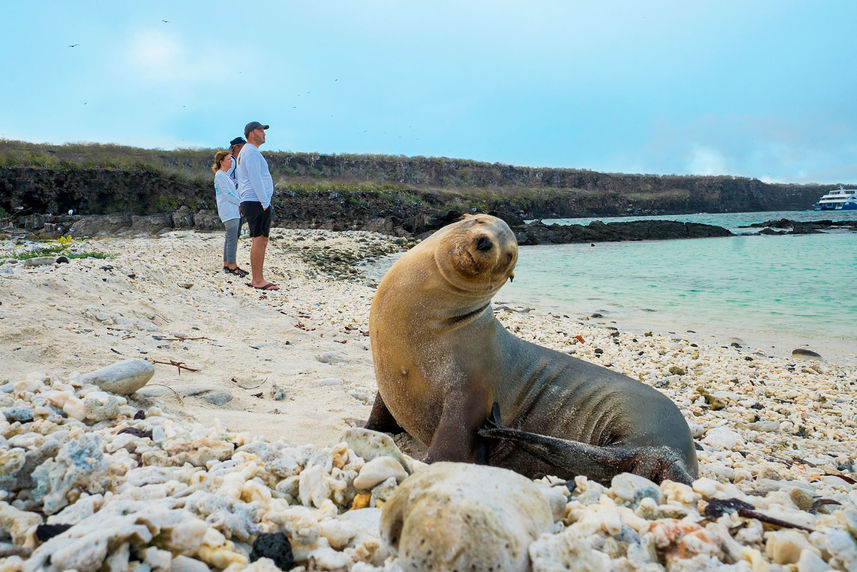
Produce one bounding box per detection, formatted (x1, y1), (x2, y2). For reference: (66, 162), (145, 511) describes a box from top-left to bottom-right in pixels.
(502, 211), (857, 362)
(540, 209), (857, 234)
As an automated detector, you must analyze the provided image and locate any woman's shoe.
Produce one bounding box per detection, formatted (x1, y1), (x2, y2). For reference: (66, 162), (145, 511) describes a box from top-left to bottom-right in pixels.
(224, 266), (249, 277)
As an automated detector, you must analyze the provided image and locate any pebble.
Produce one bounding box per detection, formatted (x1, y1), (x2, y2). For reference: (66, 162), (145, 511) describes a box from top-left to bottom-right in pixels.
(270, 385), (286, 400)
(77, 358), (154, 395)
(353, 456), (408, 491)
(792, 347), (823, 360)
(701, 425), (745, 449)
(315, 352), (347, 365)
(2, 406), (34, 423)
(610, 473), (662, 506)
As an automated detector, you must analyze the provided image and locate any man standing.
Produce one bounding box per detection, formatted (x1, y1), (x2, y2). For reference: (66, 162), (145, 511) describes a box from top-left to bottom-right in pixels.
(227, 137), (246, 182)
(237, 121), (278, 290)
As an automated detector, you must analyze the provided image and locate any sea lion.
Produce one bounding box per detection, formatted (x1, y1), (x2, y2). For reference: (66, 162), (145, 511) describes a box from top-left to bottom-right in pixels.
(365, 214), (698, 484)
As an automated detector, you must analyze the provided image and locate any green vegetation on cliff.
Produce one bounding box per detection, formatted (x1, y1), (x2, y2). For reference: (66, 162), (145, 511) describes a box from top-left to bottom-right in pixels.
(0, 139), (834, 219)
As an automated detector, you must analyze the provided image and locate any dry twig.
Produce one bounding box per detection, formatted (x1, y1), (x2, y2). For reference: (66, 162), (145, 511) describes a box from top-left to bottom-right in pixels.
(151, 359), (199, 375)
(144, 383), (184, 404)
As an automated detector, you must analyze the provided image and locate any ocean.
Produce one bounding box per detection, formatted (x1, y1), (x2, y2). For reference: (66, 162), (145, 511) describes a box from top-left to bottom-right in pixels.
(364, 210), (857, 364)
(501, 210), (857, 363)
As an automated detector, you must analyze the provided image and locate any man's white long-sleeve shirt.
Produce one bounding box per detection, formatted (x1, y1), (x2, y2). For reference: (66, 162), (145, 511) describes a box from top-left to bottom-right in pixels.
(236, 143), (274, 208)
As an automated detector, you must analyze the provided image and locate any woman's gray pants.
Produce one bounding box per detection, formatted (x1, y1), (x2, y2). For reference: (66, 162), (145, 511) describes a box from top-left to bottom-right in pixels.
(223, 217), (243, 264)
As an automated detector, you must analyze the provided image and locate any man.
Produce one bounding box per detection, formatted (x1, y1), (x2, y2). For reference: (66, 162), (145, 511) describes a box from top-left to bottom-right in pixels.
(227, 137), (245, 181)
(236, 121), (278, 290)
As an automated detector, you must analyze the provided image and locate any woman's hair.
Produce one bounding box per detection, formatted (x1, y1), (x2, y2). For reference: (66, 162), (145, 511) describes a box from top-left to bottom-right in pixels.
(212, 150), (230, 173)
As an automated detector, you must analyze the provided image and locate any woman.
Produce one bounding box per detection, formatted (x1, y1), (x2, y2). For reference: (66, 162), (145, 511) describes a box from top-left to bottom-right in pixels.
(212, 150), (248, 277)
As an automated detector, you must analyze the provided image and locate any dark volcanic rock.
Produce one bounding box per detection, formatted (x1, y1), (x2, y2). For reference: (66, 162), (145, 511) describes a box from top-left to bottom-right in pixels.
(513, 219), (732, 245)
(744, 218), (857, 235)
(250, 532), (293, 570)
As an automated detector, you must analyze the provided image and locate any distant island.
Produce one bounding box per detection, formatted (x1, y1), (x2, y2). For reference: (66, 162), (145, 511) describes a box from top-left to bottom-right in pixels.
(0, 139), (845, 239)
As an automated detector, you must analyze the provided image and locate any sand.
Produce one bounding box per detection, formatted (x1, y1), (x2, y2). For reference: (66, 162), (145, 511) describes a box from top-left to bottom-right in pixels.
(2, 227), (856, 470)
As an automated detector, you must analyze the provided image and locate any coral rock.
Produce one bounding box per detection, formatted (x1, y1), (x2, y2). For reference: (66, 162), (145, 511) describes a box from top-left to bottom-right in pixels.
(381, 462), (555, 572)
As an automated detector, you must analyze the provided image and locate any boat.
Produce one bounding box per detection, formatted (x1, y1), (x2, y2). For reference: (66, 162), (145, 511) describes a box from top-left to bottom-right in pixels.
(812, 186), (857, 210)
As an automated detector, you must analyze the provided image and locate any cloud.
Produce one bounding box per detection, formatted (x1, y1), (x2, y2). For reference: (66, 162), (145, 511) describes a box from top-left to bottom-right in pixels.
(686, 145), (728, 176)
(123, 28), (217, 87)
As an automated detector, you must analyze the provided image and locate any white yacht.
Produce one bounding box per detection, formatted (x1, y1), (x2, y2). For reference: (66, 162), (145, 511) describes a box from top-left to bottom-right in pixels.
(812, 187), (857, 210)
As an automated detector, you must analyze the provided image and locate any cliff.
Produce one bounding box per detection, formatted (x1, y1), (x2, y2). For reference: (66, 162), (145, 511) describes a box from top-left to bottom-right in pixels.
(0, 140), (838, 227)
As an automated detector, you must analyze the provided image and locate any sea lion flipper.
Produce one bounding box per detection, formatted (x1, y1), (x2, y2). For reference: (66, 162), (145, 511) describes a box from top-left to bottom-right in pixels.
(484, 401), (503, 430)
(425, 390), (492, 464)
(364, 392), (405, 434)
(479, 409), (693, 485)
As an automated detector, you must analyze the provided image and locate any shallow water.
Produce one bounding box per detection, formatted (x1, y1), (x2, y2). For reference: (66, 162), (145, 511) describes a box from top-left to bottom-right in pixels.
(539, 209), (857, 233)
(501, 230), (857, 362)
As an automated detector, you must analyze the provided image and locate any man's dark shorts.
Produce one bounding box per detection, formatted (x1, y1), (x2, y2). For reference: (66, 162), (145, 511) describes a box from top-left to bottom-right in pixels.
(240, 201), (272, 238)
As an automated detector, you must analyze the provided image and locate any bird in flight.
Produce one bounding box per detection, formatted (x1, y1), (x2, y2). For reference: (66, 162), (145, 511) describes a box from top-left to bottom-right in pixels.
(161, 19), (169, 23)
(68, 43), (79, 47)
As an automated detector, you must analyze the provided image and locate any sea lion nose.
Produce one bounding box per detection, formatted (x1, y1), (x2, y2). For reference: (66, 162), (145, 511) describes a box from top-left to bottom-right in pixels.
(476, 236), (494, 252)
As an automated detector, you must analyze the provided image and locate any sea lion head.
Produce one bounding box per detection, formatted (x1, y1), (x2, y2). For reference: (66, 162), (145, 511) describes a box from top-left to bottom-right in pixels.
(434, 214), (518, 293)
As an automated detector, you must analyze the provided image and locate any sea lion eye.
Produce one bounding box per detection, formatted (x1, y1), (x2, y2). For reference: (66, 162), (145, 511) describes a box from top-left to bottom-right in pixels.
(476, 236), (493, 252)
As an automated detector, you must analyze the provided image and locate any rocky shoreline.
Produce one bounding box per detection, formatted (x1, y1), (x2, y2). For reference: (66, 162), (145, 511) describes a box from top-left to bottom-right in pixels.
(7, 204), (857, 248)
(743, 218), (857, 235)
(1, 230), (857, 570)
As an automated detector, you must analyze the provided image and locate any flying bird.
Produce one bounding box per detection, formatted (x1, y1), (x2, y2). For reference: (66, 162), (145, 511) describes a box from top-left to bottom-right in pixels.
(68, 43), (78, 47)
(161, 19), (169, 23)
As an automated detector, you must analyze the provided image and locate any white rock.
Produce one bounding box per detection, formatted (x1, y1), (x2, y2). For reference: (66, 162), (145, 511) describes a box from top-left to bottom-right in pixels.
(529, 526), (612, 570)
(765, 529), (817, 565)
(797, 548), (832, 572)
(0, 501), (42, 544)
(687, 421), (705, 438)
(299, 464), (332, 508)
(62, 397), (87, 421)
(171, 554), (211, 572)
(167, 517), (208, 553)
(143, 546), (173, 569)
(610, 473), (662, 506)
(381, 462), (554, 572)
(84, 391), (121, 422)
(825, 529), (857, 571)
(702, 426), (745, 449)
(353, 456), (408, 491)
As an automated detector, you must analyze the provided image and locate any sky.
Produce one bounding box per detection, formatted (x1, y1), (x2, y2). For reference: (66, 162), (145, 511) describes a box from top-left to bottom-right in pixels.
(2, 1), (856, 184)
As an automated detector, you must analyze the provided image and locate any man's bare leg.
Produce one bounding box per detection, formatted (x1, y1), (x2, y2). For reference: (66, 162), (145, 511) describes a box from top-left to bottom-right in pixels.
(249, 236), (276, 288)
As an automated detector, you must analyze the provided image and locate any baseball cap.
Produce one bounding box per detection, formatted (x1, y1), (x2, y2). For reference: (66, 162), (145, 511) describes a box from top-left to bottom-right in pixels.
(244, 121), (270, 137)
(229, 137), (246, 147)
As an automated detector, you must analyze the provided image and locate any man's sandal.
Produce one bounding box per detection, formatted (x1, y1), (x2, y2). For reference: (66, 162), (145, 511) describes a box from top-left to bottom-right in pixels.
(246, 282), (279, 290)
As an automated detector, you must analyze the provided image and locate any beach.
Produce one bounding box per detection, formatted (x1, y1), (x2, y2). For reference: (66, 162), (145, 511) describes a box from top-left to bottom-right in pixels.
(2, 228), (857, 570)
